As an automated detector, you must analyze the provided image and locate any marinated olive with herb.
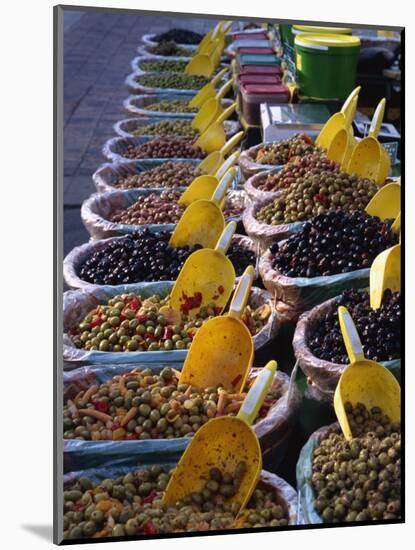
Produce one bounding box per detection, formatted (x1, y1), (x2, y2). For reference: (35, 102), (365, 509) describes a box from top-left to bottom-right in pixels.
(270, 210), (398, 278)
(122, 137), (206, 160)
(312, 403), (401, 523)
(69, 291), (271, 353)
(255, 134), (322, 165)
(63, 462), (289, 539)
(309, 289), (401, 364)
(63, 366), (281, 441)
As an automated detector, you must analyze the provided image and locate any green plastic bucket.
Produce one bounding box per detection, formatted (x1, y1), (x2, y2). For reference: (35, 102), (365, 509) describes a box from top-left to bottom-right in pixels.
(292, 25), (352, 36)
(294, 34), (360, 100)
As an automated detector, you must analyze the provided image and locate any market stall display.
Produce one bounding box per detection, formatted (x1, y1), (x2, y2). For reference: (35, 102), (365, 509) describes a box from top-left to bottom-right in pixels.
(60, 16), (402, 539)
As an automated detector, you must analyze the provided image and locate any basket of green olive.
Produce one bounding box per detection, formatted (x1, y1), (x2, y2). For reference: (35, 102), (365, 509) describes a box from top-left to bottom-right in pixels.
(92, 160), (203, 194)
(297, 402), (401, 525)
(293, 289), (401, 396)
(243, 169), (284, 204)
(63, 364), (299, 469)
(62, 462), (298, 540)
(63, 284), (276, 365)
(238, 134), (322, 181)
(113, 117), (240, 141)
(131, 56), (228, 76)
(81, 186), (242, 240)
(124, 94), (233, 119)
(243, 166), (379, 252)
(258, 210), (399, 324)
(125, 71), (217, 95)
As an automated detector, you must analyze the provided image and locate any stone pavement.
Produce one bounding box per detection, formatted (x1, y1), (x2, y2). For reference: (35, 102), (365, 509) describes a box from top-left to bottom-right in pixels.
(63, 10), (220, 256)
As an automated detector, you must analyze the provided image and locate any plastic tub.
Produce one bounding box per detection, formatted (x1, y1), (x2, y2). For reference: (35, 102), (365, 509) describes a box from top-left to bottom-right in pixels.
(240, 64), (282, 75)
(240, 83), (290, 125)
(239, 53), (281, 65)
(294, 34), (360, 100)
(233, 32), (268, 40)
(237, 47), (275, 55)
(292, 25), (352, 36)
(238, 74), (282, 86)
(233, 39), (272, 48)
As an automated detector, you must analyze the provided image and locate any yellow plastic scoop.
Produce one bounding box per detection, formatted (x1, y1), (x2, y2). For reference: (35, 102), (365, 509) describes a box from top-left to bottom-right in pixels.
(215, 150), (240, 179)
(169, 221), (236, 319)
(185, 39), (223, 78)
(188, 68), (228, 109)
(369, 244), (401, 310)
(391, 212), (401, 233)
(198, 131), (244, 175)
(334, 306), (401, 440)
(193, 102), (237, 153)
(179, 166), (235, 206)
(162, 360), (277, 509)
(179, 265), (255, 392)
(191, 78), (235, 132)
(169, 168), (233, 248)
(347, 98), (389, 185)
(315, 86), (361, 150)
(326, 95), (358, 169)
(365, 182), (400, 220)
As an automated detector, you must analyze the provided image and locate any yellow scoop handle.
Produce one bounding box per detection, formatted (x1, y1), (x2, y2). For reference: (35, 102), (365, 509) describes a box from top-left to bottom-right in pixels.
(369, 244), (401, 310)
(163, 361), (276, 509)
(215, 151), (240, 180)
(340, 86), (361, 117)
(216, 77), (234, 101)
(213, 102), (236, 126)
(391, 212), (401, 233)
(211, 167), (234, 206)
(188, 68), (228, 109)
(237, 360), (277, 425)
(215, 219), (237, 254)
(191, 78), (234, 132)
(178, 262), (253, 391)
(365, 182), (401, 220)
(198, 131), (244, 174)
(338, 305), (365, 363)
(192, 103), (237, 153)
(335, 305), (401, 441)
(228, 265), (255, 319)
(368, 98), (386, 139)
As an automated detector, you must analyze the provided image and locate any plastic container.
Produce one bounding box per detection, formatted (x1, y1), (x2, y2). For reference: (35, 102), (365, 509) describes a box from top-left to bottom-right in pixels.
(239, 53), (281, 65)
(240, 64), (282, 76)
(240, 83), (290, 125)
(238, 74), (282, 86)
(294, 34), (360, 100)
(233, 32), (268, 40)
(233, 39), (272, 48)
(237, 47), (275, 55)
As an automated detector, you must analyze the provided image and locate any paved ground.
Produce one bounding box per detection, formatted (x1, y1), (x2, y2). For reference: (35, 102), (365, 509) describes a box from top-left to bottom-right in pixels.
(63, 10), (220, 256)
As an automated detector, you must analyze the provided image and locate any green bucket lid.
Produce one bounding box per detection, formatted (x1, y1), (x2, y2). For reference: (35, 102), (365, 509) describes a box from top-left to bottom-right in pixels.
(295, 34), (361, 50)
(293, 25), (352, 35)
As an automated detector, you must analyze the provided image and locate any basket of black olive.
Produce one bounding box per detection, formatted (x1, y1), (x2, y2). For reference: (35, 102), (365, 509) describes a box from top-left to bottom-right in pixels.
(113, 117), (240, 141)
(243, 167), (379, 252)
(103, 136), (207, 164)
(143, 30), (202, 47)
(125, 71), (214, 95)
(62, 461), (298, 540)
(238, 134), (322, 181)
(258, 210), (398, 323)
(63, 284), (277, 365)
(292, 289), (401, 396)
(92, 160), (203, 194)
(63, 232), (259, 290)
(63, 363), (300, 474)
(137, 42), (194, 59)
(297, 402), (401, 525)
